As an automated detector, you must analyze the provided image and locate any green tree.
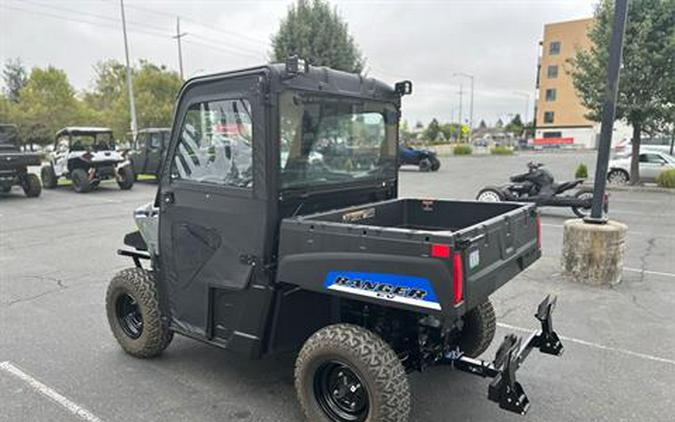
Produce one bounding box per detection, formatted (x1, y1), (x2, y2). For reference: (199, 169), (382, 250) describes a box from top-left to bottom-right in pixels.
(11, 66), (95, 146)
(505, 114), (524, 136)
(2, 58), (28, 103)
(570, 0), (675, 184)
(423, 118), (441, 142)
(271, 0), (364, 73)
(85, 60), (182, 139)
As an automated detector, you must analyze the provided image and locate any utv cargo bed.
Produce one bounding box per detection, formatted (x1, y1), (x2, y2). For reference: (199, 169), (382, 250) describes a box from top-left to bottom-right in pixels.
(277, 198), (541, 317)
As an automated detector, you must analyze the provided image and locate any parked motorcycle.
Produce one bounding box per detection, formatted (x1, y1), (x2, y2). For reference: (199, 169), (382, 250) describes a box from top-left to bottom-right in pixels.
(399, 145), (441, 171)
(476, 162), (608, 218)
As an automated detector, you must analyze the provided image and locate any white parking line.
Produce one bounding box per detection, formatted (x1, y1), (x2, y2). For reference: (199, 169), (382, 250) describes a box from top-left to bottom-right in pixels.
(496, 323), (675, 367)
(0, 361), (104, 422)
(623, 267), (675, 278)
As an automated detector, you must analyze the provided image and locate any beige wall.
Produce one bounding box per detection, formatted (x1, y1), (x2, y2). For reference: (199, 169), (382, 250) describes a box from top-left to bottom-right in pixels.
(536, 18), (594, 129)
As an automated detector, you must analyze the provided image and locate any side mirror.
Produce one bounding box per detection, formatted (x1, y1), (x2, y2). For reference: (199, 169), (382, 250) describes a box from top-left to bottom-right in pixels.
(395, 80), (413, 96)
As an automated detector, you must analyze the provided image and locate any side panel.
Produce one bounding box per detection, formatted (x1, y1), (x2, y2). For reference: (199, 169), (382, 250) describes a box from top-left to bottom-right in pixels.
(276, 252), (457, 317)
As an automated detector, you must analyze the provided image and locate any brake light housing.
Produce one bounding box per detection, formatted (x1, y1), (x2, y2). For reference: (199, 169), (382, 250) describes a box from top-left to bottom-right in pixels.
(453, 251), (464, 305)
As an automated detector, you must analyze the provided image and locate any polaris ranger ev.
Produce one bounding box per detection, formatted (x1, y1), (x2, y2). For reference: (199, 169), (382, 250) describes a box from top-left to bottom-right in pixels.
(109, 58), (564, 422)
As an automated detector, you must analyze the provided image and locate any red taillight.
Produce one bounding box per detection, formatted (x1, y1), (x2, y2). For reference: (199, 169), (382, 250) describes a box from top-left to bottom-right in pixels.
(536, 214), (542, 250)
(430, 243), (451, 259)
(453, 252), (464, 305)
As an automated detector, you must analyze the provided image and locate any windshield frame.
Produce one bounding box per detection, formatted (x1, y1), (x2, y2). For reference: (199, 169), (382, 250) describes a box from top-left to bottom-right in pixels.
(277, 90), (399, 194)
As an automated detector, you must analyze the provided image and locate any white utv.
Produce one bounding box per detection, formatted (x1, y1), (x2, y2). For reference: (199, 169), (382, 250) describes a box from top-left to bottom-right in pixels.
(41, 127), (134, 193)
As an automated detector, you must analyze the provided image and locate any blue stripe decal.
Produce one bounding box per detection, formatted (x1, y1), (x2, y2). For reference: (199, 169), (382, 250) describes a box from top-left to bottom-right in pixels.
(323, 271), (440, 310)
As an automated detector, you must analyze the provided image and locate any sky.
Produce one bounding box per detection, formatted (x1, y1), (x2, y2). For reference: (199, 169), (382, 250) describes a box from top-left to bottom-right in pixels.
(1, 0), (595, 126)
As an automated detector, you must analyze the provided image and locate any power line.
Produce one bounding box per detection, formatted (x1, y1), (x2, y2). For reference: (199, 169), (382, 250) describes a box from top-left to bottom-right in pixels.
(3, 3), (262, 61)
(121, 2), (269, 48)
(3, 4), (171, 40)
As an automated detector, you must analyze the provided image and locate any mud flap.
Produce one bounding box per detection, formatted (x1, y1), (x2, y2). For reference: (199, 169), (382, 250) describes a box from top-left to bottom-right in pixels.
(445, 295), (564, 415)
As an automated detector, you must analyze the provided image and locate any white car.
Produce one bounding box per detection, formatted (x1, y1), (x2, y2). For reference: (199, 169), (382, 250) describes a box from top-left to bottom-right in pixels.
(607, 150), (675, 184)
(41, 127), (134, 193)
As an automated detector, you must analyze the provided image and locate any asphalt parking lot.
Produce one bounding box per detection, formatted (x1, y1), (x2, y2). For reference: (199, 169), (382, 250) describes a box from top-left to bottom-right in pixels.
(1, 151), (674, 422)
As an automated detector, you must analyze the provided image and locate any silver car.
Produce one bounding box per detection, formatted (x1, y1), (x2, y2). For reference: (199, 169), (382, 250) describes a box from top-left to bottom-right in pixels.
(608, 151), (675, 184)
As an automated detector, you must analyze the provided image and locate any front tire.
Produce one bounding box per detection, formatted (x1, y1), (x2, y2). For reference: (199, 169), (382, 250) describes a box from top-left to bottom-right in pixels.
(106, 268), (173, 358)
(117, 166), (134, 190)
(41, 165), (58, 189)
(295, 324), (411, 422)
(458, 300), (496, 358)
(22, 173), (42, 198)
(71, 168), (91, 193)
(607, 169), (629, 185)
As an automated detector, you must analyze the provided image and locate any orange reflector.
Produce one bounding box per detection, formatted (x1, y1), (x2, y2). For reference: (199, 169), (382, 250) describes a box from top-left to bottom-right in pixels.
(430, 243), (451, 259)
(453, 252), (463, 305)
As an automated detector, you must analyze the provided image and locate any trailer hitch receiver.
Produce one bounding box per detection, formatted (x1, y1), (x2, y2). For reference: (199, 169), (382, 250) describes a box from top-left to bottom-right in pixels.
(445, 295), (564, 415)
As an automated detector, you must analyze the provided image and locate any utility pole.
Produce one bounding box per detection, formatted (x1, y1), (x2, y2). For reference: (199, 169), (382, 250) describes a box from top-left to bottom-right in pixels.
(513, 91), (530, 125)
(454, 73), (474, 142)
(173, 17), (188, 80)
(119, 0), (137, 138)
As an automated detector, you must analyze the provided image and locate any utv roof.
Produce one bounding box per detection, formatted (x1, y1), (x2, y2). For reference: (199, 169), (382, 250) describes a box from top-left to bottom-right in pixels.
(182, 63), (400, 102)
(56, 127), (113, 137)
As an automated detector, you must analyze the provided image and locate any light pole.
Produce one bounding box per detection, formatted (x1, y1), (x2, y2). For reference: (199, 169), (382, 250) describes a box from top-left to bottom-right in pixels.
(454, 73), (474, 142)
(513, 91), (530, 124)
(119, 0), (137, 138)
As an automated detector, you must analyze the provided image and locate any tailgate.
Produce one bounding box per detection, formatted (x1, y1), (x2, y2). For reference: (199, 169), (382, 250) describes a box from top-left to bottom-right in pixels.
(455, 204), (540, 309)
(0, 153), (41, 170)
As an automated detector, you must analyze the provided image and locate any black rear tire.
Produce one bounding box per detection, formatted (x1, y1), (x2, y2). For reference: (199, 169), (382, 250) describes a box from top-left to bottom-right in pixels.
(572, 187), (594, 218)
(458, 300), (496, 358)
(1, 185), (10, 193)
(117, 166), (134, 190)
(295, 323), (411, 422)
(430, 157), (441, 171)
(419, 158), (432, 172)
(41, 165), (58, 189)
(106, 268), (173, 358)
(22, 173), (42, 198)
(71, 168), (91, 193)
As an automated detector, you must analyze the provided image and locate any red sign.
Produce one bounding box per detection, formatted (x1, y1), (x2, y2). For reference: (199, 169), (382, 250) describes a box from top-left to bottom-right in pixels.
(533, 137), (574, 145)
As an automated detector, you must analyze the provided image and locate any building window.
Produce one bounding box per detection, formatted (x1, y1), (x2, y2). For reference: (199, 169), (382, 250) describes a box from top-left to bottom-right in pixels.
(543, 131), (562, 138)
(545, 89), (557, 102)
(543, 111), (555, 123)
(547, 65), (558, 78)
(549, 41), (561, 55)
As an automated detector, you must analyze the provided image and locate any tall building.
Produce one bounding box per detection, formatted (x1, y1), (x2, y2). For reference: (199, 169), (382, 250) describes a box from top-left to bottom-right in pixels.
(534, 18), (597, 148)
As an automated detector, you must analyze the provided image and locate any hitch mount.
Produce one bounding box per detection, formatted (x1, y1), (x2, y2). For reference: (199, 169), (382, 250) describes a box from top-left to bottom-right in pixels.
(444, 295), (564, 415)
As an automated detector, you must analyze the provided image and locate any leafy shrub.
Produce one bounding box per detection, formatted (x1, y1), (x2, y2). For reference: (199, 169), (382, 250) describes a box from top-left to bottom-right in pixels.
(490, 146), (513, 155)
(656, 169), (675, 188)
(453, 144), (472, 155)
(575, 163), (588, 179)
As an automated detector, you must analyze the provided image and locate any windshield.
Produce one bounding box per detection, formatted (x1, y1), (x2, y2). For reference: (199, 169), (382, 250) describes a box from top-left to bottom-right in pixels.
(279, 91), (398, 190)
(66, 132), (114, 151)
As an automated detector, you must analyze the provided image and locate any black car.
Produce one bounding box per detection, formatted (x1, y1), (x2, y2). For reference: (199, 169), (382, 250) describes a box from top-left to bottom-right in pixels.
(126, 128), (171, 180)
(0, 124), (42, 198)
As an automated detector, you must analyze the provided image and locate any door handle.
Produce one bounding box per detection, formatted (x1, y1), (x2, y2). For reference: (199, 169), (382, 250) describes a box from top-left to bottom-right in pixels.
(162, 191), (175, 205)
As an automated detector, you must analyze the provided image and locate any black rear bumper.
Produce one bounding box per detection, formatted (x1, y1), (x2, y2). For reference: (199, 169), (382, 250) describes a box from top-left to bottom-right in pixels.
(444, 295), (563, 415)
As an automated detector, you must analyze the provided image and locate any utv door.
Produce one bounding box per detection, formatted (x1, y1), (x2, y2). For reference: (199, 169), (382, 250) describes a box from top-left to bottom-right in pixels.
(158, 73), (271, 347)
(145, 131), (163, 175)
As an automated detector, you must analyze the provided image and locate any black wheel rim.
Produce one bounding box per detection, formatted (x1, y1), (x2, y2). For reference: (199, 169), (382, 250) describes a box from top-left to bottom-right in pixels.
(115, 293), (143, 339)
(314, 361), (369, 422)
